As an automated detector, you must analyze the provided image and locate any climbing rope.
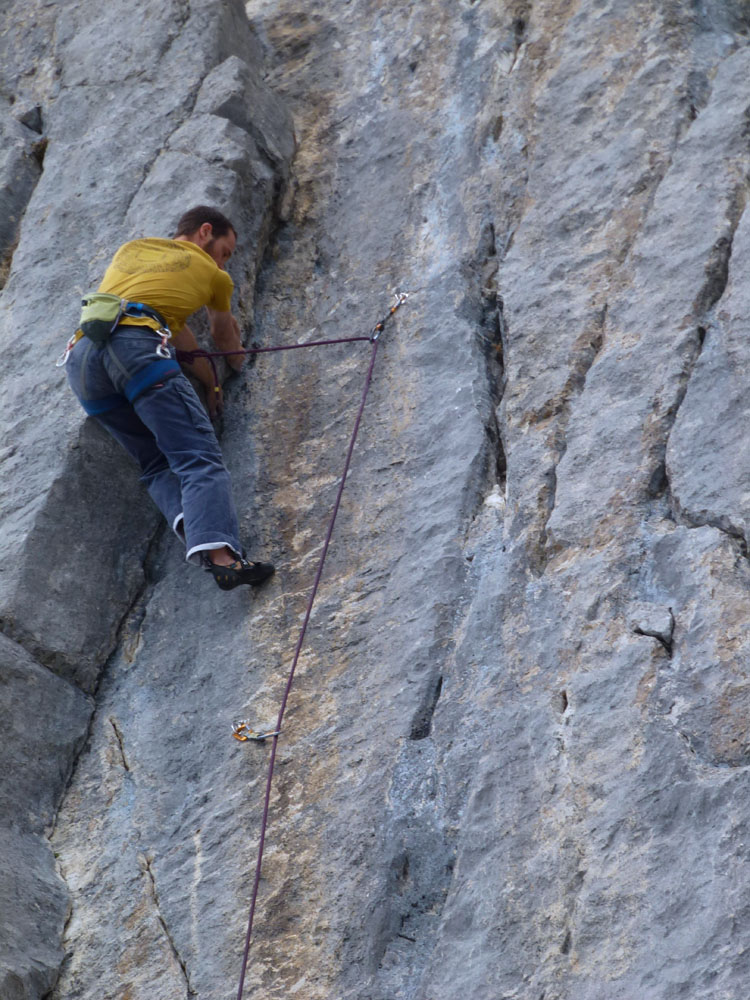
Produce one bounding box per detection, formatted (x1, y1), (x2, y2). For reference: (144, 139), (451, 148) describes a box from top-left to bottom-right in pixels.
(176, 333), (375, 392)
(227, 292), (408, 1000)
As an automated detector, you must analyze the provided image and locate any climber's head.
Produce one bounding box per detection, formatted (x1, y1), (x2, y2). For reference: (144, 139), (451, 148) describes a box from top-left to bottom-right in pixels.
(174, 205), (237, 269)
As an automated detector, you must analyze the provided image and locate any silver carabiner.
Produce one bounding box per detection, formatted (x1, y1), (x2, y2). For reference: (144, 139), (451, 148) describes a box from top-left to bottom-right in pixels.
(155, 327), (173, 359)
(55, 335), (78, 367)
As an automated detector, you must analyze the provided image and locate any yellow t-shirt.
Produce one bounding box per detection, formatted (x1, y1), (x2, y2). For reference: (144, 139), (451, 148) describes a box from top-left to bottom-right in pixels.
(97, 237), (234, 332)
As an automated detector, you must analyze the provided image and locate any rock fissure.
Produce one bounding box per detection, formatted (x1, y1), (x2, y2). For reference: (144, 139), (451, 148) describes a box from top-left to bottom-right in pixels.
(140, 853), (197, 998)
(109, 716), (131, 772)
(673, 725), (750, 771)
(156, 0), (191, 63)
(659, 193), (747, 532)
(506, 6), (530, 75)
(678, 68), (712, 138)
(0, 114), (47, 290)
(694, 192), (745, 316)
(409, 674), (443, 741)
(462, 218), (508, 537)
(533, 304), (607, 571)
(478, 221), (507, 493)
(45, 525), (164, 845)
(120, 77), (210, 224)
(634, 619), (674, 657)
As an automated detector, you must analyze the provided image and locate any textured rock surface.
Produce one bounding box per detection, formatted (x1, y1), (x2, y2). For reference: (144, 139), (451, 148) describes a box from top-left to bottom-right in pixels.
(0, 0), (293, 996)
(0, 633), (91, 999)
(4, 1), (750, 999)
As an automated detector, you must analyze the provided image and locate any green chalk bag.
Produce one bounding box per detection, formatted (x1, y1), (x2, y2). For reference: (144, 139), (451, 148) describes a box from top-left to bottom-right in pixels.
(79, 292), (125, 346)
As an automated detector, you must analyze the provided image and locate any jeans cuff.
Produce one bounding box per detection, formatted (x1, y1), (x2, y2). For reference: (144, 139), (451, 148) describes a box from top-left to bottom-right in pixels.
(186, 540), (242, 565)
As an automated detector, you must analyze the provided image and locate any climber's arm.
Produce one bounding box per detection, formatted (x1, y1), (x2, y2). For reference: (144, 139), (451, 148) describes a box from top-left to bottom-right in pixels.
(171, 323), (223, 418)
(209, 309), (245, 371)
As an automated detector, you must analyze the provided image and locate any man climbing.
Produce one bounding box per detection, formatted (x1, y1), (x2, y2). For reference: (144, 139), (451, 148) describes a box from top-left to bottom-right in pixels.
(64, 205), (274, 591)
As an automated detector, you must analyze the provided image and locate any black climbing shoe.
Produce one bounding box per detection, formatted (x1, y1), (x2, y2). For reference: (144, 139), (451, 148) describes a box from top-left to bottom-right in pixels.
(206, 558), (275, 591)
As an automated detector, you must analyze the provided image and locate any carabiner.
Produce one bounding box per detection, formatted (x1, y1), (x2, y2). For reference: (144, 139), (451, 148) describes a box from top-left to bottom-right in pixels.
(55, 335), (78, 367)
(232, 720), (281, 742)
(370, 289), (410, 342)
(155, 328), (172, 359)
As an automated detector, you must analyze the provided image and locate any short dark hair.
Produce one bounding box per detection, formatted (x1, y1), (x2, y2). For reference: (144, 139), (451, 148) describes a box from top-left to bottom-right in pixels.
(175, 205), (237, 239)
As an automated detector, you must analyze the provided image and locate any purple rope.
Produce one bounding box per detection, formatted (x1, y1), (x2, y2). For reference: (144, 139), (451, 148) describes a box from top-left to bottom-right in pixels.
(177, 337), (373, 399)
(235, 338), (380, 1000)
(177, 335), (372, 367)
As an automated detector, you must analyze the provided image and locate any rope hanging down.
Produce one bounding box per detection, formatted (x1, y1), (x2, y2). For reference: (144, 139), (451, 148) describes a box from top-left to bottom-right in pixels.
(232, 292), (408, 1000)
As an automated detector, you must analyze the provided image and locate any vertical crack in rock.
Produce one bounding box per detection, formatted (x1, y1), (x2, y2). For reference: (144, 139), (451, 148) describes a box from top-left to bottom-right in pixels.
(409, 675), (443, 741)
(0, 105), (47, 290)
(506, 4), (530, 75)
(647, 321), (708, 504)
(0, 233), (20, 291)
(109, 716), (131, 771)
(45, 577), (153, 841)
(559, 862), (587, 958)
(157, 0), (191, 62)
(660, 187), (746, 540)
(677, 69), (712, 138)
(42, 530), (163, 993)
(140, 853), (197, 998)
(121, 69), (211, 223)
(468, 219), (508, 503)
(549, 685), (590, 973)
(489, 295), (508, 491)
(372, 748), (456, 999)
(532, 304), (607, 573)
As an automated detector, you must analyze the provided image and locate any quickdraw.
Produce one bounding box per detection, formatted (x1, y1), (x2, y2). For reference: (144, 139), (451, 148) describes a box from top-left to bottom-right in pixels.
(370, 291), (409, 341)
(232, 721), (281, 743)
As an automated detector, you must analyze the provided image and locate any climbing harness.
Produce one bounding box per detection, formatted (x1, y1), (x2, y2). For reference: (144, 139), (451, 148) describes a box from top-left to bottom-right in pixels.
(230, 291), (409, 1000)
(55, 295), (172, 367)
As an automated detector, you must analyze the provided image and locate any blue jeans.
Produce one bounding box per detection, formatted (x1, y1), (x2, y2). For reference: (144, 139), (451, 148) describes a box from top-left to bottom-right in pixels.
(66, 325), (241, 563)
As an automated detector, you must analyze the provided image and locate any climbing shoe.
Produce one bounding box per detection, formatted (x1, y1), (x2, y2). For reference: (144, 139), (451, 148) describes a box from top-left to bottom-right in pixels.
(206, 558), (275, 591)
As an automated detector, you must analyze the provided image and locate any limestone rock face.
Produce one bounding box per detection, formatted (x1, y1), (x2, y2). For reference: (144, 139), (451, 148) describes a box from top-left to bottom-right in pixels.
(0, 634), (90, 1000)
(0, 0), (293, 995)
(4, 1), (750, 999)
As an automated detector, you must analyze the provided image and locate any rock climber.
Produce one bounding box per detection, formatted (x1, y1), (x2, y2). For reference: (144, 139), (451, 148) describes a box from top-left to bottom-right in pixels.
(64, 205), (275, 591)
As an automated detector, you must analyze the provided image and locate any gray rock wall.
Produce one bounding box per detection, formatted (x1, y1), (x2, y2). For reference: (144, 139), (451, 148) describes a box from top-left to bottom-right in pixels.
(0, 0), (293, 995)
(3, 0), (750, 998)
